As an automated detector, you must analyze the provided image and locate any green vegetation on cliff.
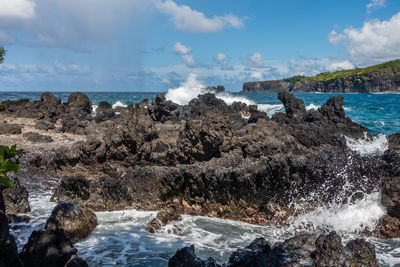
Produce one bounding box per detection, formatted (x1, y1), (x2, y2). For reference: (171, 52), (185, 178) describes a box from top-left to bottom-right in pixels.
(0, 47), (5, 64)
(243, 59), (400, 93)
(308, 59), (400, 82)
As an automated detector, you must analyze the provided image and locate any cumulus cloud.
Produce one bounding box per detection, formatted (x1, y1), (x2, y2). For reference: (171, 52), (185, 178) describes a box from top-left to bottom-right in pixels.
(366, 0), (386, 14)
(172, 42), (197, 68)
(172, 42), (191, 55)
(0, 0), (152, 49)
(329, 12), (400, 65)
(327, 60), (354, 71)
(0, 0), (36, 20)
(155, 0), (244, 33)
(214, 53), (233, 70)
(248, 52), (265, 68)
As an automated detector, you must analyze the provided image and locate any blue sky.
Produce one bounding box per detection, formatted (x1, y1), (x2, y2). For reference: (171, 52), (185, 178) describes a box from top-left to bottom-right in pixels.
(0, 0), (400, 92)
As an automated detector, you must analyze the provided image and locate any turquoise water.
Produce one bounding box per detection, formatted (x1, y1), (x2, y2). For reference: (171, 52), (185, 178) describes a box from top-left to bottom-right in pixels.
(0, 91), (399, 135)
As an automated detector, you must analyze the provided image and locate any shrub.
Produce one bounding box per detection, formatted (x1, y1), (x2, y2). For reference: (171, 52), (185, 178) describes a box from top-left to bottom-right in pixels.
(0, 145), (24, 187)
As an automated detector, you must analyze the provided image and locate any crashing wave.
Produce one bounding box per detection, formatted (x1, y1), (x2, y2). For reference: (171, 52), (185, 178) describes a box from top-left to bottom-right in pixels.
(345, 132), (388, 156)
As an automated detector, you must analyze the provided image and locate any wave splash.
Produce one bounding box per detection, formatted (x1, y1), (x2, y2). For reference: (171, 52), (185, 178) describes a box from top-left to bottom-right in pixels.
(345, 133), (388, 156)
(165, 74), (255, 106)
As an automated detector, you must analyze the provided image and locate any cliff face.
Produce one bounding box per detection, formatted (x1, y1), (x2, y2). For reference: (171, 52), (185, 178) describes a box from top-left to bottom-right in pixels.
(243, 60), (400, 93)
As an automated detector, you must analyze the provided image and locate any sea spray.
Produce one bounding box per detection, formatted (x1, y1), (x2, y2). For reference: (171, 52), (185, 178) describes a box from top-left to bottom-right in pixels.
(346, 132), (389, 156)
(165, 74), (256, 106)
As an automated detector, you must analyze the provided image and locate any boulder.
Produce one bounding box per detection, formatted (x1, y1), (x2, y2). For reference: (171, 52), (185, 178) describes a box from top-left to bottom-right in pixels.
(319, 95), (346, 123)
(146, 205), (182, 233)
(380, 150), (400, 218)
(46, 201), (97, 243)
(168, 245), (220, 267)
(370, 215), (400, 238)
(169, 232), (378, 267)
(52, 175), (91, 203)
(278, 92), (306, 120)
(20, 229), (85, 267)
(2, 179), (31, 214)
(389, 132), (400, 150)
(149, 93), (179, 122)
(0, 122), (22, 135)
(23, 132), (53, 143)
(313, 232), (378, 267)
(66, 92), (92, 116)
(0, 210), (21, 267)
(34, 120), (56, 131)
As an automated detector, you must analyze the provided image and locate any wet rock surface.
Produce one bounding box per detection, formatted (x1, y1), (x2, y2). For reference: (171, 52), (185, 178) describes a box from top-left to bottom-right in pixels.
(20, 229), (85, 267)
(0, 208), (21, 267)
(45, 201), (97, 243)
(2, 179), (30, 215)
(169, 232), (378, 267)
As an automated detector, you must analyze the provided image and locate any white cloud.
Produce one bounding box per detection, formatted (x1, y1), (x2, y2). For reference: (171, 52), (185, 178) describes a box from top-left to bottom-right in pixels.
(172, 42), (197, 68)
(180, 54), (196, 68)
(155, 0), (244, 33)
(0, 0), (152, 49)
(328, 30), (345, 45)
(172, 42), (191, 55)
(0, 0), (36, 19)
(248, 52), (264, 68)
(366, 0), (386, 14)
(250, 71), (263, 80)
(215, 53), (227, 64)
(329, 12), (400, 65)
(327, 60), (354, 71)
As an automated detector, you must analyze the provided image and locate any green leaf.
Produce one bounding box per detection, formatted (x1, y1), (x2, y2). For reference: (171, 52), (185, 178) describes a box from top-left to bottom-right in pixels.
(0, 175), (13, 187)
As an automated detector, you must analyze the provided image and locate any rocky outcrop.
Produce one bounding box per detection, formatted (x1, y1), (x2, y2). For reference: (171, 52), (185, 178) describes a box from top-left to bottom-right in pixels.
(168, 245), (220, 267)
(2, 179), (30, 214)
(278, 92), (306, 120)
(0, 122), (22, 134)
(380, 150), (400, 218)
(20, 229), (87, 267)
(169, 232), (378, 267)
(242, 59), (400, 93)
(23, 132), (53, 143)
(47, 92), (384, 223)
(0, 209), (21, 267)
(389, 132), (400, 150)
(146, 205), (182, 233)
(45, 201), (97, 243)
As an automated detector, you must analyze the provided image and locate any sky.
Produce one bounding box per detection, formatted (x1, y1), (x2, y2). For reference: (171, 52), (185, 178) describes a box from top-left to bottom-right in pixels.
(0, 0), (400, 92)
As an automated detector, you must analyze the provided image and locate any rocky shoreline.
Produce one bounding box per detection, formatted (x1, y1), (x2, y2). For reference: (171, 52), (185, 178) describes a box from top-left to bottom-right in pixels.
(0, 91), (400, 266)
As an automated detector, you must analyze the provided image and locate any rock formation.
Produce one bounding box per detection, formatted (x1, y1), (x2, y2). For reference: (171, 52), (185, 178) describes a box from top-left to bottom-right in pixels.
(243, 59), (400, 93)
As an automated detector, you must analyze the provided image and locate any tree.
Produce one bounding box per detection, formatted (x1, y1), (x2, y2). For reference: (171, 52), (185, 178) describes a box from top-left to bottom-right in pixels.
(0, 47), (5, 64)
(0, 145), (24, 187)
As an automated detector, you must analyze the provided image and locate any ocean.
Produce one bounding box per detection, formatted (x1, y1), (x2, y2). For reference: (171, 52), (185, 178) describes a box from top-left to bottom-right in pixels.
(2, 90), (400, 266)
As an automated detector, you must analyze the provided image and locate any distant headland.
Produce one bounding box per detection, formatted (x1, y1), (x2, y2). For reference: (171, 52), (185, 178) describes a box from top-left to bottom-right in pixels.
(242, 59), (400, 93)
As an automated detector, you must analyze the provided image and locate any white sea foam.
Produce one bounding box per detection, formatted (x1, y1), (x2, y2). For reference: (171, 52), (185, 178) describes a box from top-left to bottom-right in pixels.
(112, 101), (127, 109)
(91, 104), (98, 116)
(165, 74), (255, 107)
(305, 103), (320, 111)
(290, 192), (385, 233)
(10, 190), (396, 266)
(345, 132), (388, 156)
(216, 92), (255, 106)
(257, 104), (284, 117)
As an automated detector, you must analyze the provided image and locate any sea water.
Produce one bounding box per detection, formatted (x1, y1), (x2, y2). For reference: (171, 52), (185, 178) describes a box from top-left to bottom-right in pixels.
(2, 77), (400, 266)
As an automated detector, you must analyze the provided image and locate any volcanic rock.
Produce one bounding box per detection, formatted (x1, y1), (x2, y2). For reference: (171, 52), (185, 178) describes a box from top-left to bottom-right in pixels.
(20, 229), (85, 267)
(168, 245), (220, 267)
(45, 201), (97, 243)
(2, 179), (30, 214)
(278, 92), (306, 120)
(23, 131), (53, 143)
(0, 122), (22, 135)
